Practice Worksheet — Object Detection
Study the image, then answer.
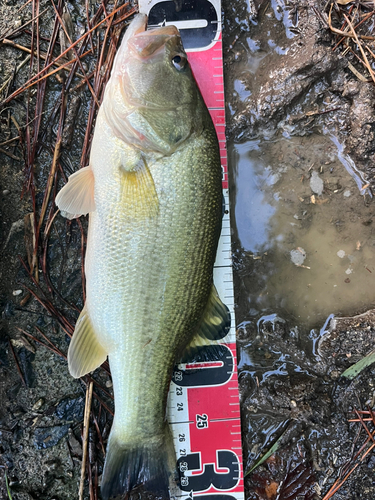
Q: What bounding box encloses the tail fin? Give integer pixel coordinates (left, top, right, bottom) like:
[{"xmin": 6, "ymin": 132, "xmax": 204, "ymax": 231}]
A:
[{"xmin": 101, "ymin": 425, "xmax": 176, "ymax": 500}]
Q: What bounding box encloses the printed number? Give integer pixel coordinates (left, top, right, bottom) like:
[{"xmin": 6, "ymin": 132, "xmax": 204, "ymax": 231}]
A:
[
  {"xmin": 176, "ymin": 387, "xmax": 183, "ymax": 396},
  {"xmin": 196, "ymin": 413, "xmax": 208, "ymax": 429},
  {"xmin": 177, "ymin": 451, "xmax": 240, "ymax": 492},
  {"xmin": 177, "ymin": 402, "xmax": 183, "ymax": 411},
  {"xmin": 179, "ymin": 433, "xmax": 186, "ymax": 442},
  {"xmin": 180, "ymin": 449, "xmax": 186, "ymax": 456},
  {"xmin": 172, "ymin": 344, "xmax": 234, "ymax": 388}
]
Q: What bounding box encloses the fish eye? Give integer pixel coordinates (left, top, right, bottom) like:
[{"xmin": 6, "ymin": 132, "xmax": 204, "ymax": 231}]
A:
[{"xmin": 171, "ymin": 54, "xmax": 187, "ymax": 71}]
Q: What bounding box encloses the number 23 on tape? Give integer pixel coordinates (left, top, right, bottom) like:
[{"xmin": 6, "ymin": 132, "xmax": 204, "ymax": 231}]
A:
[{"xmin": 138, "ymin": 1, "xmax": 244, "ymax": 498}]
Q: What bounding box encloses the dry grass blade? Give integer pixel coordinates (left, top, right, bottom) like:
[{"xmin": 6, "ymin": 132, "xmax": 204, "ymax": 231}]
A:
[
  {"xmin": 342, "ymin": 13, "xmax": 375, "ymax": 84},
  {"xmin": 79, "ymin": 380, "xmax": 93, "ymax": 500},
  {"xmin": 37, "ymin": 91, "xmax": 65, "ymax": 231}
]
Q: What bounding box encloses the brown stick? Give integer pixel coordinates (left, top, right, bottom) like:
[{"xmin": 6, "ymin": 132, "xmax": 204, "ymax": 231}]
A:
[
  {"xmin": 8, "ymin": 339, "xmax": 26, "ymax": 386},
  {"xmin": 0, "ymin": 135, "xmax": 20, "ymax": 147},
  {"xmin": 328, "ymin": 5, "xmax": 375, "ymax": 41},
  {"xmin": 343, "ymin": 13, "xmax": 375, "ymax": 84},
  {"xmin": 0, "ymin": 147, "xmax": 21, "ymax": 161},
  {"xmin": 79, "ymin": 380, "xmax": 94, "ymax": 500}
]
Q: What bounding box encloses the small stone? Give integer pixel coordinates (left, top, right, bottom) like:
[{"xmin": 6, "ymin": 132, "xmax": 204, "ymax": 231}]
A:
[
  {"xmin": 12, "ymin": 290, "xmax": 22, "ymax": 296},
  {"xmin": 290, "ymin": 247, "xmax": 306, "ymax": 266},
  {"xmin": 32, "ymin": 398, "xmax": 44, "ymax": 411},
  {"xmin": 337, "ymin": 250, "xmax": 345, "ymax": 258},
  {"xmin": 68, "ymin": 429, "xmax": 82, "ymax": 457},
  {"xmin": 55, "ymin": 396, "xmax": 84, "ymax": 421},
  {"xmin": 2, "ymin": 189, "xmax": 10, "ymax": 195},
  {"xmin": 34, "ymin": 424, "xmax": 70, "ymax": 449},
  {"xmin": 343, "ymin": 190, "xmax": 351, "ymax": 197},
  {"xmin": 345, "ymin": 268, "xmax": 352, "ymax": 275},
  {"xmin": 14, "ymin": 19, "xmax": 22, "ymax": 28},
  {"xmin": 310, "ymin": 171, "xmax": 324, "ymax": 196},
  {"xmin": 105, "ymin": 379, "xmax": 113, "ymax": 388},
  {"xmin": 290, "ymin": 400, "xmax": 297, "ymax": 407}
]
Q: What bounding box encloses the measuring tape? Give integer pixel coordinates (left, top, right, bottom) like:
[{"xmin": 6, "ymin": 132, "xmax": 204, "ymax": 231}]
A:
[{"xmin": 138, "ymin": 2, "xmax": 244, "ymax": 498}]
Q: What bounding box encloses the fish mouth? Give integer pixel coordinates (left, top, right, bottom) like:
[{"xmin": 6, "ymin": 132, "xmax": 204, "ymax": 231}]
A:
[{"xmin": 128, "ymin": 24, "xmax": 179, "ymax": 58}]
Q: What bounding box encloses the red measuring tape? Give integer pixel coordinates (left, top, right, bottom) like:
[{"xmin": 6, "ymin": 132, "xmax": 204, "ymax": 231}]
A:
[{"xmin": 139, "ymin": 2, "xmax": 244, "ymax": 498}]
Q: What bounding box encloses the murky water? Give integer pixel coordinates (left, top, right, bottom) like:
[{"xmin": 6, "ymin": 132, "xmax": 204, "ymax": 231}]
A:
[
  {"xmin": 231, "ymin": 134, "xmax": 375, "ymax": 328},
  {"xmin": 226, "ymin": 1, "xmax": 375, "ymax": 332}
]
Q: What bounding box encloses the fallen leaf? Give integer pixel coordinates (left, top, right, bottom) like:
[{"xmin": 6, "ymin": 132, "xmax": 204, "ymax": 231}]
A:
[
  {"xmin": 265, "ymin": 481, "xmax": 278, "ymax": 499},
  {"xmin": 277, "ymin": 462, "xmax": 316, "ymax": 500}
]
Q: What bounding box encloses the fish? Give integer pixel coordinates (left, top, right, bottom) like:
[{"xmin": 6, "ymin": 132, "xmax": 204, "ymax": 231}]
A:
[{"xmin": 55, "ymin": 13, "xmax": 229, "ymax": 499}]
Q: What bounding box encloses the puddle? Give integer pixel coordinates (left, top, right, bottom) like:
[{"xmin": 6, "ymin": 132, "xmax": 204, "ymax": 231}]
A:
[
  {"xmin": 231, "ymin": 134, "xmax": 375, "ymax": 328},
  {"xmin": 225, "ymin": 0, "xmax": 375, "ymax": 330}
]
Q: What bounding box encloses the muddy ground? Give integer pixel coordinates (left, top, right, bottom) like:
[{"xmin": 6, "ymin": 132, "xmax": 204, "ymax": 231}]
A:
[{"xmin": 1, "ymin": 0, "xmax": 375, "ymax": 499}]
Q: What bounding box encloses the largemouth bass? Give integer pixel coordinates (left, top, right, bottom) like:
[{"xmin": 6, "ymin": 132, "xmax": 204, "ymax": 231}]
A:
[{"xmin": 56, "ymin": 13, "xmax": 229, "ymax": 499}]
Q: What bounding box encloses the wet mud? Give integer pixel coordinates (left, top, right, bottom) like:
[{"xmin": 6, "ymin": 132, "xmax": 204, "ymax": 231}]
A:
[{"xmin": 1, "ymin": 0, "xmax": 375, "ymax": 499}]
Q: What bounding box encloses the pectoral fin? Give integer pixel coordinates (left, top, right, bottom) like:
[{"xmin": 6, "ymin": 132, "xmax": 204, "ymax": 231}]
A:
[
  {"xmin": 55, "ymin": 166, "xmax": 95, "ymax": 219},
  {"xmin": 180, "ymin": 285, "xmax": 231, "ymax": 362},
  {"xmin": 120, "ymin": 157, "xmax": 159, "ymax": 219},
  {"xmin": 68, "ymin": 306, "xmax": 107, "ymax": 378}
]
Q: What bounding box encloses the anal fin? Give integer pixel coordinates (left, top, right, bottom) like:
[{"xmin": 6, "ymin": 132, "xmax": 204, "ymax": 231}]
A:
[{"xmin": 68, "ymin": 306, "xmax": 107, "ymax": 378}]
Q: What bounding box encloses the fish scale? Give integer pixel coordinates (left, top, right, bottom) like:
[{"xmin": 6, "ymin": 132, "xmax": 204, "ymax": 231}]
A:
[{"xmin": 86, "ymin": 112, "xmax": 221, "ymax": 425}]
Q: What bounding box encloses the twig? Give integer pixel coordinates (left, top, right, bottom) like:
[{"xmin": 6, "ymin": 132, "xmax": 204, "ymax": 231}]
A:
[
  {"xmin": 0, "ymin": 55, "xmax": 31, "ymax": 96},
  {"xmin": 50, "ymin": 0, "xmax": 99, "ymax": 107},
  {"xmin": 79, "ymin": 380, "xmax": 93, "ymax": 500},
  {"xmin": 327, "ymin": 5, "xmax": 375, "ymax": 41},
  {"xmin": 0, "ymin": 147, "xmax": 21, "ymax": 161},
  {"xmin": 0, "ymin": 7, "xmax": 49, "ymax": 43},
  {"xmin": 37, "ymin": 105, "xmax": 63, "ymax": 230},
  {"xmin": 322, "ymin": 463, "xmax": 360, "ymax": 500},
  {"xmin": 8, "ymin": 338, "xmax": 26, "ymax": 386},
  {"xmin": 343, "ymin": 13, "xmax": 375, "ymax": 84},
  {"xmin": 1, "ymin": 39, "xmax": 85, "ymax": 77},
  {"xmin": 0, "ymin": 135, "xmax": 20, "ymax": 147}
]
